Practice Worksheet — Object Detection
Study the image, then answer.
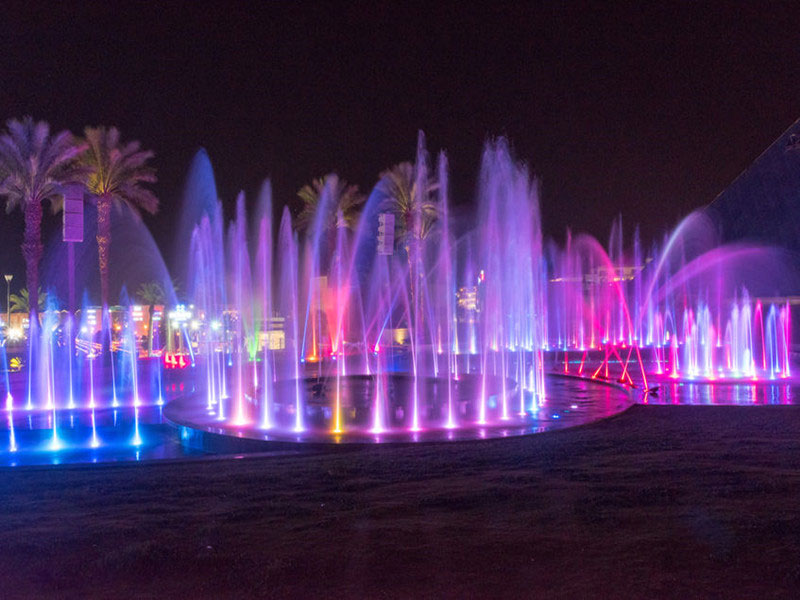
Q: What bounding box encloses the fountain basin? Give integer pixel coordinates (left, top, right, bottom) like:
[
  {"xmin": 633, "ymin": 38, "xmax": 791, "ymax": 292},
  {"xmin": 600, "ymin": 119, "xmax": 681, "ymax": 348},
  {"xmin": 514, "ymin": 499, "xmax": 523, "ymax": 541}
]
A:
[
  {"xmin": 0, "ymin": 405, "xmax": 206, "ymax": 467},
  {"xmin": 164, "ymin": 373, "xmax": 634, "ymax": 446}
]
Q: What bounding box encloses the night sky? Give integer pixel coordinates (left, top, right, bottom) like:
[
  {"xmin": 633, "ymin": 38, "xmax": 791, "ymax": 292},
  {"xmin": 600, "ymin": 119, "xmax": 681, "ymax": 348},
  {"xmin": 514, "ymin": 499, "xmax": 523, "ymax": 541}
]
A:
[{"xmin": 1, "ymin": 1, "xmax": 800, "ymax": 281}]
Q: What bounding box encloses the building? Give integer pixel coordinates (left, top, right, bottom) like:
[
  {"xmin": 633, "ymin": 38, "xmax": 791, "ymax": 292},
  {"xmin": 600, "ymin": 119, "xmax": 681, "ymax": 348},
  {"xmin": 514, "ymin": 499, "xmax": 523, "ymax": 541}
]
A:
[{"xmin": 706, "ymin": 118, "xmax": 800, "ymax": 252}]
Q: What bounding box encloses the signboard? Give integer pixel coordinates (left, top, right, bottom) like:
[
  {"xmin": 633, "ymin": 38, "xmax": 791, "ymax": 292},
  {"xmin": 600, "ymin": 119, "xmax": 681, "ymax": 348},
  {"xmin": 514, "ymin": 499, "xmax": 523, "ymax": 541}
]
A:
[
  {"xmin": 377, "ymin": 212, "xmax": 395, "ymax": 255},
  {"xmin": 168, "ymin": 304, "xmax": 192, "ymax": 324},
  {"xmin": 84, "ymin": 308, "xmax": 99, "ymax": 330},
  {"xmin": 63, "ymin": 186, "xmax": 84, "ymax": 242},
  {"xmin": 163, "ymin": 352, "xmax": 189, "ymax": 370}
]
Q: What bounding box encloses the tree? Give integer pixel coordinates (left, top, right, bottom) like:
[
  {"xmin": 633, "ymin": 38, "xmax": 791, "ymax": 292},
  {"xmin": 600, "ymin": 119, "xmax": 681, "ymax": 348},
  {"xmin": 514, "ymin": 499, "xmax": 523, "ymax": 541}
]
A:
[
  {"xmin": 81, "ymin": 126, "xmax": 158, "ymax": 309},
  {"xmin": 9, "ymin": 288, "xmax": 48, "ymax": 314},
  {"xmin": 135, "ymin": 281, "xmax": 166, "ymax": 306},
  {"xmin": 0, "ymin": 117, "xmax": 87, "ymax": 319},
  {"xmin": 135, "ymin": 280, "xmax": 167, "ymax": 354},
  {"xmin": 377, "ymin": 162, "xmax": 440, "ymax": 317},
  {"xmin": 295, "ymin": 175, "xmax": 365, "ymax": 234},
  {"xmin": 378, "ymin": 162, "xmax": 439, "ymax": 251}
]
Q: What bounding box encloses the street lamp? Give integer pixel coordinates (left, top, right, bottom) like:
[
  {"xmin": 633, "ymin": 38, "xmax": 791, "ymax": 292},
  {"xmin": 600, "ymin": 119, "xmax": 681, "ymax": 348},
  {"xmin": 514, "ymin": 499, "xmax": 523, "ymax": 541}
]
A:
[{"xmin": 3, "ymin": 274, "xmax": 11, "ymax": 326}]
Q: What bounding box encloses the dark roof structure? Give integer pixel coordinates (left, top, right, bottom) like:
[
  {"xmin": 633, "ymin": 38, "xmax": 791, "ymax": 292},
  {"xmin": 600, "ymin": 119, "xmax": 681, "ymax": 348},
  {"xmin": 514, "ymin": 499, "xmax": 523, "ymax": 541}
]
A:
[{"xmin": 707, "ymin": 118, "xmax": 800, "ymax": 252}]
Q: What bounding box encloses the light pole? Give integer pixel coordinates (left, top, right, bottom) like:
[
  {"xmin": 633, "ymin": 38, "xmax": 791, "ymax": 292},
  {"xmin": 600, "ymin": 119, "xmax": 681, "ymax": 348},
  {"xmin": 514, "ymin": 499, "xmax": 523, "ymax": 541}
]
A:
[{"xmin": 3, "ymin": 274, "xmax": 11, "ymax": 326}]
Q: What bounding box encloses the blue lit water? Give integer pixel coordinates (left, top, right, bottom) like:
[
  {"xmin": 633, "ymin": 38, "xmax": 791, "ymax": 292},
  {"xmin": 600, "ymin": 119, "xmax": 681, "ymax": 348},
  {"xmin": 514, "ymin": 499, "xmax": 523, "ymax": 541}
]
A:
[{"xmin": 1, "ymin": 405, "xmax": 206, "ymax": 467}]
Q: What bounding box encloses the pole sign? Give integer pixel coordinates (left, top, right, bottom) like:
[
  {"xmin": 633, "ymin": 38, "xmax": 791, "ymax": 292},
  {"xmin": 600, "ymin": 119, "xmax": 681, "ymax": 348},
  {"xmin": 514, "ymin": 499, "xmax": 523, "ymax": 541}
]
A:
[
  {"xmin": 63, "ymin": 186, "xmax": 84, "ymax": 243},
  {"xmin": 377, "ymin": 212, "xmax": 395, "ymax": 255}
]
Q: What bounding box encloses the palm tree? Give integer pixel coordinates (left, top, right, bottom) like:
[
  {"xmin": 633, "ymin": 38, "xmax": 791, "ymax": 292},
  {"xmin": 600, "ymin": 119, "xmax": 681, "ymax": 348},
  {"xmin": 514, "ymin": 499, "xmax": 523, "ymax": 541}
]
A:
[
  {"xmin": 135, "ymin": 281, "xmax": 166, "ymax": 306},
  {"xmin": 81, "ymin": 126, "xmax": 158, "ymax": 309},
  {"xmin": 295, "ymin": 175, "xmax": 365, "ymax": 234},
  {"xmin": 0, "ymin": 117, "xmax": 87, "ymax": 319},
  {"xmin": 9, "ymin": 288, "xmax": 48, "ymax": 314},
  {"xmin": 378, "ymin": 162, "xmax": 440, "ymax": 316},
  {"xmin": 135, "ymin": 280, "xmax": 167, "ymax": 354},
  {"xmin": 378, "ymin": 162, "xmax": 439, "ymax": 251}
]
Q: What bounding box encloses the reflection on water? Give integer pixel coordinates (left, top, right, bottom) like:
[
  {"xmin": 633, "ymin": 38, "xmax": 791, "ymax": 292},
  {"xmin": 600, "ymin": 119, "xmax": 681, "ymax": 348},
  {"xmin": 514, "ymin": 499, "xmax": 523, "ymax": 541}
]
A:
[
  {"xmin": 0, "ymin": 381, "xmax": 205, "ymax": 467},
  {"xmin": 165, "ymin": 374, "xmax": 634, "ymax": 444},
  {"xmin": 3, "ymin": 367, "xmax": 799, "ymax": 466},
  {"xmin": 649, "ymin": 380, "xmax": 795, "ymax": 406}
]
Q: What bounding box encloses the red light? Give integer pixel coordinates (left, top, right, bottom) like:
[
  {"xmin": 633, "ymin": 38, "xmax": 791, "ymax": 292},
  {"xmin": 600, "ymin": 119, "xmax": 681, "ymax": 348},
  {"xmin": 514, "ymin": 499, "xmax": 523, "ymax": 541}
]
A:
[{"xmin": 163, "ymin": 353, "xmax": 189, "ymax": 370}]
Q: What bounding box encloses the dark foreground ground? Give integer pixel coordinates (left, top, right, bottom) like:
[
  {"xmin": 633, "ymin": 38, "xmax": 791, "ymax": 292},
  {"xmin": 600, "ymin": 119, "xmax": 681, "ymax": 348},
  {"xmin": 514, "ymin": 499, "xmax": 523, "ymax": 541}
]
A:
[{"xmin": 2, "ymin": 405, "xmax": 800, "ymax": 599}]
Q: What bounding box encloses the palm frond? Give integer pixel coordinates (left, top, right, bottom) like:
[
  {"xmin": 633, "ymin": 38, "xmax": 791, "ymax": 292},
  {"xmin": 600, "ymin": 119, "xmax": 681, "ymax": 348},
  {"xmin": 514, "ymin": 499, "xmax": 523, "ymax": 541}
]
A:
[
  {"xmin": 377, "ymin": 162, "xmax": 441, "ymax": 247},
  {"xmin": 0, "ymin": 117, "xmax": 88, "ymax": 212},
  {"xmin": 135, "ymin": 281, "xmax": 166, "ymax": 305},
  {"xmin": 82, "ymin": 126, "xmax": 158, "ymax": 214},
  {"xmin": 9, "ymin": 288, "xmax": 47, "ymax": 313},
  {"xmin": 295, "ymin": 175, "xmax": 365, "ymax": 233}
]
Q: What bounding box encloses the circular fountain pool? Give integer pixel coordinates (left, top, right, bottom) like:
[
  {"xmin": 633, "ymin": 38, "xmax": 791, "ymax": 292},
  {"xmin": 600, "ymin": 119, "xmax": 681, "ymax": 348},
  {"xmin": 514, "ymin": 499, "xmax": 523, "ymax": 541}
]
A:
[
  {"xmin": 164, "ymin": 373, "xmax": 634, "ymax": 446},
  {"xmin": 0, "ymin": 405, "xmax": 207, "ymax": 467}
]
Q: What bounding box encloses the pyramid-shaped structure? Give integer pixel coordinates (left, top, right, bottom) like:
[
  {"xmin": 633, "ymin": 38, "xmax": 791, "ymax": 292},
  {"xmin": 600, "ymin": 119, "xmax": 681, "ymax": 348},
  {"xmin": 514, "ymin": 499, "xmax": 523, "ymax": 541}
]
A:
[{"xmin": 707, "ymin": 118, "xmax": 800, "ymax": 252}]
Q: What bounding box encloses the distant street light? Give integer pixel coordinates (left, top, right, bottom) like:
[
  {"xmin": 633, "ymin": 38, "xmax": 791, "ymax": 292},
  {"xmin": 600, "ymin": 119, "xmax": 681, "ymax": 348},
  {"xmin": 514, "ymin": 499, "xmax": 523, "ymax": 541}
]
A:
[{"xmin": 4, "ymin": 274, "xmax": 12, "ymax": 326}]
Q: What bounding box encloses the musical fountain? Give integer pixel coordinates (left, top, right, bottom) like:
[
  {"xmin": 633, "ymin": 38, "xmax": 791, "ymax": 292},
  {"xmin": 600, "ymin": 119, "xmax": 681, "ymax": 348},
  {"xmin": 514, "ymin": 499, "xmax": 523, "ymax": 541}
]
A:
[
  {"xmin": 166, "ymin": 134, "xmax": 630, "ymax": 445},
  {"xmin": 1, "ymin": 132, "xmax": 797, "ymax": 464}
]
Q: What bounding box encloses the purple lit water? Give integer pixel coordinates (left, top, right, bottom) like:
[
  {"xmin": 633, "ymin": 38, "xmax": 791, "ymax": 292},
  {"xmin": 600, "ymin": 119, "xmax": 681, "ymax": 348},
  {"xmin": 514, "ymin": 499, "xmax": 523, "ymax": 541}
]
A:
[{"xmin": 2, "ymin": 132, "xmax": 799, "ymax": 462}]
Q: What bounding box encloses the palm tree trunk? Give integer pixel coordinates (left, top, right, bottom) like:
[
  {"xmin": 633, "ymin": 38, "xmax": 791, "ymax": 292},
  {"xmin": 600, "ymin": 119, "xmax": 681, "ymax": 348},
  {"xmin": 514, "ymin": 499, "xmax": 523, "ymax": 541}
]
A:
[
  {"xmin": 97, "ymin": 195, "xmax": 112, "ymax": 308},
  {"xmin": 22, "ymin": 198, "xmax": 43, "ymax": 321}
]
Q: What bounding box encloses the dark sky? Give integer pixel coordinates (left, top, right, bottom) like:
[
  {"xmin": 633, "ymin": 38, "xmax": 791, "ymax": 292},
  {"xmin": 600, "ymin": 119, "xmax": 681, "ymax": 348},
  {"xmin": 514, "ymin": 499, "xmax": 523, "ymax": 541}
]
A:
[{"xmin": 2, "ymin": 1, "xmax": 800, "ymax": 277}]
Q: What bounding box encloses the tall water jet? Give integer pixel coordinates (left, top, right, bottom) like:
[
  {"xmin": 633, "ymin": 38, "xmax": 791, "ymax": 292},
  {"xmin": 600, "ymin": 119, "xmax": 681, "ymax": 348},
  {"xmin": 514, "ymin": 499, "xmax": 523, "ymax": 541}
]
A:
[
  {"xmin": 256, "ymin": 181, "xmax": 275, "ymax": 429},
  {"xmin": 230, "ymin": 193, "xmax": 251, "ymax": 426},
  {"xmin": 277, "ymin": 207, "xmax": 304, "ymax": 432}
]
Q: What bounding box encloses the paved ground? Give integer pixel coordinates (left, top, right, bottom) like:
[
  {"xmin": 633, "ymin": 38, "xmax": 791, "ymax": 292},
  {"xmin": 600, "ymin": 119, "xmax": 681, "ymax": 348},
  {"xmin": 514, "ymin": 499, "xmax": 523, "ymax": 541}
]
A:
[{"xmin": 2, "ymin": 404, "xmax": 800, "ymax": 599}]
